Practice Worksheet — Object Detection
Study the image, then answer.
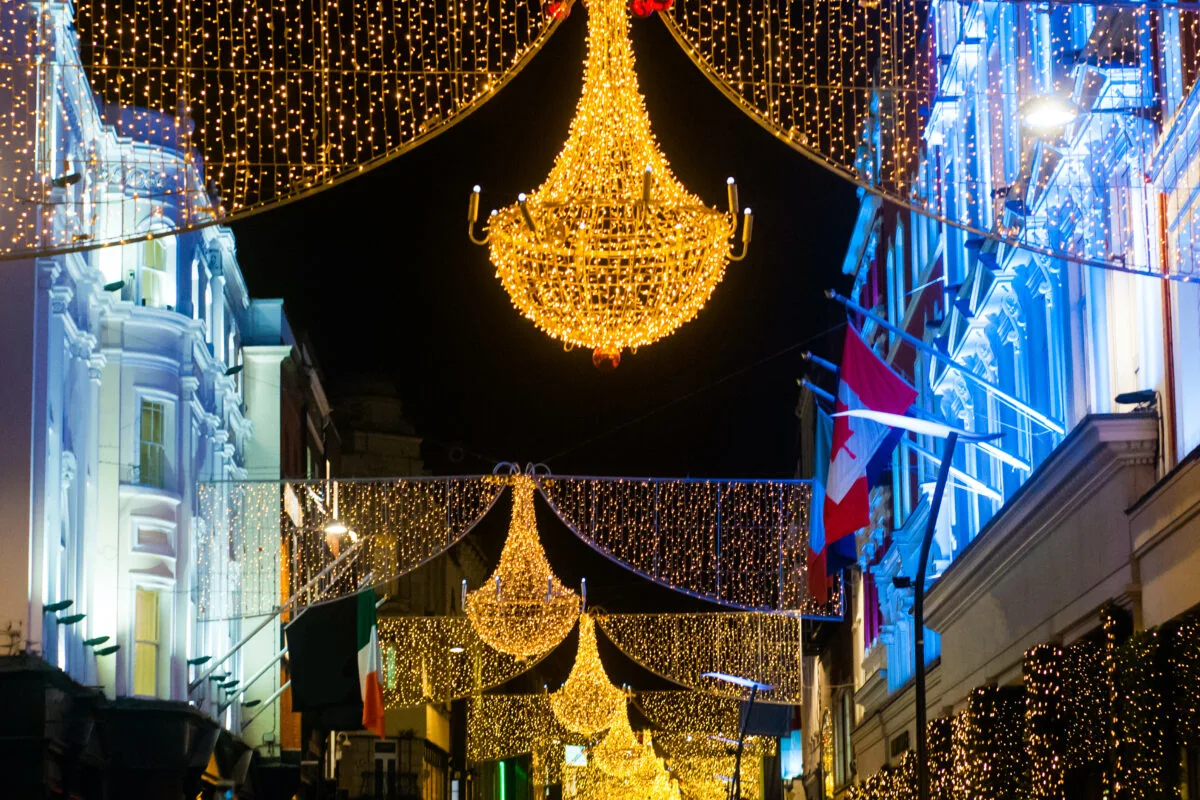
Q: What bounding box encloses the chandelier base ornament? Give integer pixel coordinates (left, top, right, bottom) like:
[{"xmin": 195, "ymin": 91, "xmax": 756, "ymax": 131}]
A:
[{"xmin": 467, "ymin": 0, "xmax": 752, "ymax": 366}]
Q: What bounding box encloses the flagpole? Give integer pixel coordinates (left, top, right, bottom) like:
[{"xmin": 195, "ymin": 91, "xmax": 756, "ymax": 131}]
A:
[
  {"xmin": 914, "ymin": 432, "xmax": 957, "ymax": 800},
  {"xmin": 824, "ymin": 289, "xmax": 1065, "ymax": 435},
  {"xmin": 832, "ymin": 409, "xmax": 1003, "ymax": 800}
]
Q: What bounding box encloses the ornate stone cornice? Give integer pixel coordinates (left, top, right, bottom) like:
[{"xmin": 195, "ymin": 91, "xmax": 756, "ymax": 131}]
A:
[{"xmin": 924, "ymin": 413, "xmax": 1158, "ymax": 632}]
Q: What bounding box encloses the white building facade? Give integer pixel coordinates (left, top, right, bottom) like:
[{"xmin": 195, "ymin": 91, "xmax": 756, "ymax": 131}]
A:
[{"xmin": 0, "ymin": 0, "xmax": 290, "ymax": 740}]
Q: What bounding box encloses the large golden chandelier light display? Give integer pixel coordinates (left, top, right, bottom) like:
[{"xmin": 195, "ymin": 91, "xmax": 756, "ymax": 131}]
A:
[
  {"xmin": 465, "ymin": 475, "xmax": 580, "ymax": 658},
  {"xmin": 467, "ymin": 0, "xmax": 752, "ymax": 367},
  {"xmin": 550, "ymin": 613, "xmax": 625, "ymax": 736}
]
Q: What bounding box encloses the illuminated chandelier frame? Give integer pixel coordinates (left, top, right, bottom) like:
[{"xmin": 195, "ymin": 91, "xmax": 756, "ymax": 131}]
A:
[
  {"xmin": 464, "ymin": 472, "xmax": 581, "ymax": 658},
  {"xmin": 467, "ymin": 0, "xmax": 752, "ymax": 365}
]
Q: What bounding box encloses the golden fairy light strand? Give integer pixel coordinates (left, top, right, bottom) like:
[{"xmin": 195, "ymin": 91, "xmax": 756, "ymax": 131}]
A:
[
  {"xmin": 550, "ymin": 612, "xmax": 626, "ymax": 736},
  {"xmin": 654, "ymin": 732, "xmax": 768, "ymax": 800},
  {"xmin": 535, "ymin": 476, "xmax": 831, "ymax": 614},
  {"xmin": 195, "ymin": 476, "xmax": 506, "ymax": 620},
  {"xmin": 634, "ymin": 691, "xmax": 745, "ymax": 742},
  {"xmin": 664, "ymin": 0, "xmax": 1200, "ymax": 282},
  {"xmin": 377, "ymin": 616, "xmax": 551, "ymax": 708},
  {"xmin": 470, "ymin": 0, "xmax": 751, "ymax": 365},
  {"xmin": 595, "ymin": 611, "xmax": 804, "ymax": 704},
  {"xmin": 0, "ymin": 0, "xmax": 557, "ymax": 258},
  {"xmin": 465, "ymin": 474, "xmax": 580, "ymax": 658},
  {"xmin": 467, "ymin": 693, "xmax": 573, "ymax": 763}
]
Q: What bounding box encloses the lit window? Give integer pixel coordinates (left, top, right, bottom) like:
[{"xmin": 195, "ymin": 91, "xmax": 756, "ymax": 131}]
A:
[
  {"xmin": 133, "ymin": 587, "xmax": 159, "ymax": 696},
  {"xmin": 191, "ymin": 259, "xmax": 200, "ymax": 320},
  {"xmin": 140, "ymin": 239, "xmax": 169, "ymax": 306},
  {"xmin": 139, "ymin": 399, "xmax": 167, "ymax": 488}
]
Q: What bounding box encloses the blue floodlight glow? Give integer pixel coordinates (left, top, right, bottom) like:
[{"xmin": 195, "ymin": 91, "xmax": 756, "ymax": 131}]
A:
[{"xmin": 700, "ymin": 671, "xmax": 774, "ymax": 691}]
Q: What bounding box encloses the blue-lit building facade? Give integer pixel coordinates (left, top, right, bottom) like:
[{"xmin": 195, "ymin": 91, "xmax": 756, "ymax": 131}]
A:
[
  {"xmin": 0, "ymin": 3, "xmax": 316, "ymax": 795},
  {"xmin": 806, "ymin": 1, "xmax": 1200, "ymax": 796}
]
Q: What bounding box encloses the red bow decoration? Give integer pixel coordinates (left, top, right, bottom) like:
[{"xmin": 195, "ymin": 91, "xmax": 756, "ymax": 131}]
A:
[
  {"xmin": 630, "ymin": 0, "xmax": 673, "ymax": 16},
  {"xmin": 546, "ymin": 0, "xmax": 571, "ymax": 18}
]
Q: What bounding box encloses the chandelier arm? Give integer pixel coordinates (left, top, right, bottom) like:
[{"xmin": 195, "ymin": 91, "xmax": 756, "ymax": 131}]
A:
[
  {"xmin": 468, "ymin": 187, "xmax": 491, "ymax": 245},
  {"xmin": 728, "ymin": 209, "xmax": 753, "ymax": 262}
]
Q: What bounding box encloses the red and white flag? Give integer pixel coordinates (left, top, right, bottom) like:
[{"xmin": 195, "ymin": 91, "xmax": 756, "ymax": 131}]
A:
[{"xmin": 823, "ymin": 326, "xmax": 917, "ymax": 547}]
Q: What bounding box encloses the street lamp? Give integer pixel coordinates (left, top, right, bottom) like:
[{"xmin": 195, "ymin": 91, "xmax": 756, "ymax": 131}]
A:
[
  {"xmin": 833, "ymin": 409, "xmax": 1003, "ymax": 800},
  {"xmin": 1021, "ymin": 94, "xmax": 1079, "ymax": 132},
  {"xmin": 701, "ymin": 672, "xmax": 774, "ymax": 800}
]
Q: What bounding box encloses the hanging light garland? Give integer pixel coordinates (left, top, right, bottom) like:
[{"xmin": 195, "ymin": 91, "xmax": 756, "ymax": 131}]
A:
[
  {"xmin": 196, "ymin": 476, "xmax": 506, "ymax": 619},
  {"xmin": 377, "ymin": 617, "xmax": 553, "ymax": 708},
  {"xmin": 467, "ymin": 0, "xmax": 751, "ymax": 367},
  {"xmin": 465, "ymin": 474, "xmax": 580, "ymax": 658},
  {"xmin": 596, "ymin": 611, "xmax": 805, "ymax": 703},
  {"xmin": 550, "ymin": 613, "xmax": 626, "ymax": 736},
  {"xmin": 655, "ymin": 732, "xmax": 768, "ymax": 800},
  {"xmin": 535, "ymin": 476, "xmax": 824, "ymax": 614},
  {"xmin": 1, "ymin": 0, "xmax": 559, "ymax": 258}
]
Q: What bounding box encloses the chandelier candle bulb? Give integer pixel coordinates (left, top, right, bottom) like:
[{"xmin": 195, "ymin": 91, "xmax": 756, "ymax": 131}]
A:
[
  {"xmin": 517, "ymin": 193, "xmax": 538, "ymax": 235},
  {"xmin": 642, "ymin": 166, "xmax": 653, "ymax": 206},
  {"xmin": 727, "ymin": 178, "xmax": 739, "ymax": 217}
]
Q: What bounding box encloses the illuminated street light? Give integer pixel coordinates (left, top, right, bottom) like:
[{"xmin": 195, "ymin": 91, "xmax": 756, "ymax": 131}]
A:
[{"xmin": 1021, "ymin": 94, "xmax": 1079, "ymax": 131}]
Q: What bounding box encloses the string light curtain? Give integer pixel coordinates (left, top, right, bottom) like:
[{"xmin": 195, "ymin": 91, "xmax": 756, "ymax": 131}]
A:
[
  {"xmin": 634, "ymin": 691, "xmax": 745, "ymax": 742},
  {"xmin": 655, "ymin": 732, "xmax": 768, "ymax": 800},
  {"xmin": 550, "ymin": 613, "xmax": 626, "ymax": 736},
  {"xmin": 377, "ymin": 617, "xmax": 553, "ymax": 708},
  {"xmin": 0, "ymin": 0, "xmax": 557, "ymax": 258},
  {"xmin": 588, "ymin": 702, "xmax": 652, "ymax": 777},
  {"xmin": 469, "ymin": 0, "xmax": 750, "ymax": 366},
  {"xmin": 467, "ymin": 693, "xmax": 567, "ymax": 763},
  {"xmin": 465, "ymin": 474, "xmax": 580, "ymax": 657},
  {"xmin": 195, "ymin": 476, "xmax": 506, "ymax": 619},
  {"xmin": 664, "ymin": 1, "xmax": 1200, "ymax": 281},
  {"xmin": 595, "ymin": 611, "xmax": 804, "ymax": 704},
  {"xmin": 535, "ymin": 476, "xmax": 833, "ymax": 615}
]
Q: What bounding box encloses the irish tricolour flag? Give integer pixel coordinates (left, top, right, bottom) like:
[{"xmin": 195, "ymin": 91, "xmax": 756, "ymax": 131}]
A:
[{"xmin": 357, "ymin": 590, "xmax": 387, "ymax": 737}]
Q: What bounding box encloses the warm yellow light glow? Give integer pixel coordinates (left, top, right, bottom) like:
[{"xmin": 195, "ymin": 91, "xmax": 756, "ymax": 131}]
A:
[
  {"xmin": 596, "ymin": 612, "xmax": 805, "ymax": 703},
  {"xmin": 465, "ymin": 475, "xmax": 580, "ymax": 658},
  {"xmin": 376, "ymin": 617, "xmax": 554, "ymax": 708},
  {"xmin": 550, "ymin": 613, "xmax": 625, "ymax": 736},
  {"xmin": 471, "ymin": 0, "xmax": 749, "ymax": 362}
]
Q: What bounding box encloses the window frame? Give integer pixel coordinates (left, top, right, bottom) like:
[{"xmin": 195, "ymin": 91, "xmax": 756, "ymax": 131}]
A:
[
  {"xmin": 138, "ymin": 397, "xmax": 168, "ymax": 489},
  {"xmin": 132, "ymin": 586, "xmax": 160, "ymax": 697}
]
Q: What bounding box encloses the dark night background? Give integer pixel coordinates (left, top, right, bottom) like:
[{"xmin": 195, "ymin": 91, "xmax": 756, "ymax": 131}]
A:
[{"xmin": 232, "ymin": 11, "xmax": 857, "ymax": 481}]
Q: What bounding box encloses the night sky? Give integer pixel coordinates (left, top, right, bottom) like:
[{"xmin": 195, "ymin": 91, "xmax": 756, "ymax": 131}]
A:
[{"xmin": 232, "ymin": 10, "xmax": 858, "ymax": 481}]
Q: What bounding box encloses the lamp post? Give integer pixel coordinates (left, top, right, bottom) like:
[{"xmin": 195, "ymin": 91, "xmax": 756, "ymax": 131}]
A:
[
  {"xmin": 700, "ymin": 672, "xmax": 774, "ymax": 800},
  {"xmin": 833, "ymin": 410, "xmax": 1003, "ymax": 800}
]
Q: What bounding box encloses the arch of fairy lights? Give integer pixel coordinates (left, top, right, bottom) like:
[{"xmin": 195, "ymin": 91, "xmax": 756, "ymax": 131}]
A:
[
  {"xmin": 196, "ymin": 470, "xmax": 839, "ymax": 620},
  {"xmin": 0, "ymin": 0, "xmax": 558, "ymax": 258},
  {"xmin": 664, "ymin": 0, "xmax": 1200, "ymax": 281},
  {"xmin": 4, "ymin": 0, "xmax": 1193, "ymax": 283}
]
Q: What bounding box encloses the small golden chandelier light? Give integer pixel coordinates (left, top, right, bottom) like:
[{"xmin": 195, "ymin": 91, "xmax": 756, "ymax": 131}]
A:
[
  {"xmin": 590, "ymin": 701, "xmax": 662, "ymax": 779},
  {"xmin": 465, "ymin": 475, "xmax": 580, "ymax": 658},
  {"xmin": 550, "ymin": 613, "xmax": 625, "ymax": 735},
  {"xmin": 467, "ymin": 0, "xmax": 752, "ymax": 368}
]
